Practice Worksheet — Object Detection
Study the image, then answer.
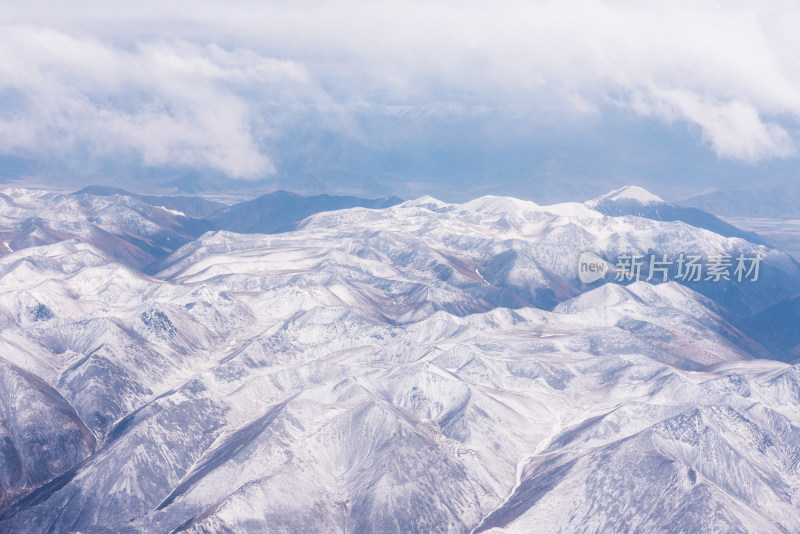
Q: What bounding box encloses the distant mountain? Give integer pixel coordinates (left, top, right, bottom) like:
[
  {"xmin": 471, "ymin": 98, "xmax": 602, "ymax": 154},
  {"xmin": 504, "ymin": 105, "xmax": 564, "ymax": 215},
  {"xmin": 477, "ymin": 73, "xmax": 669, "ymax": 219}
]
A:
[
  {"xmin": 586, "ymin": 185, "xmax": 766, "ymax": 244},
  {"xmin": 590, "ymin": 184, "xmax": 666, "ymax": 204},
  {"xmin": 1, "ymin": 187, "xmax": 404, "ymax": 270},
  {"xmin": 0, "ymin": 188, "xmax": 213, "ymax": 269},
  {"xmin": 682, "ymin": 186, "xmax": 800, "ymax": 218},
  {"xmin": 72, "ymin": 185, "xmax": 227, "ymax": 218},
  {"xmin": 209, "ymin": 190, "xmax": 403, "ymax": 234}
]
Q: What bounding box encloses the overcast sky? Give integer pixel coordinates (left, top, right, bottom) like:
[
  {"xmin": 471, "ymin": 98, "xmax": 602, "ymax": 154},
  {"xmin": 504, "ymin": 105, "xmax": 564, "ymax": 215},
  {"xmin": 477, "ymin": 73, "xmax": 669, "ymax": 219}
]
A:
[{"xmin": 1, "ymin": 1, "xmax": 799, "ymax": 200}]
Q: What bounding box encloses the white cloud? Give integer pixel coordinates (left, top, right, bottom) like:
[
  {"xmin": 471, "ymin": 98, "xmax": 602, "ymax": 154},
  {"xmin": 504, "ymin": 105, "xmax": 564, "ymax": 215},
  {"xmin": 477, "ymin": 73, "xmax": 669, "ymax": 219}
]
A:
[
  {"xmin": 2, "ymin": 1, "xmax": 800, "ymax": 169},
  {"xmin": 0, "ymin": 28, "xmax": 310, "ymax": 178},
  {"xmin": 627, "ymin": 87, "xmax": 794, "ymax": 162}
]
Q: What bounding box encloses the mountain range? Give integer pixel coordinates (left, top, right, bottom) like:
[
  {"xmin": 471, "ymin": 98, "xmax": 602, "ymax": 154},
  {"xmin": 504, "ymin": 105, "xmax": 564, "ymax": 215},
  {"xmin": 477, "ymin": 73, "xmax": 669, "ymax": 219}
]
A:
[
  {"xmin": 0, "ymin": 185, "xmax": 799, "ymax": 532},
  {"xmin": 0, "ymin": 187, "xmax": 401, "ymax": 270}
]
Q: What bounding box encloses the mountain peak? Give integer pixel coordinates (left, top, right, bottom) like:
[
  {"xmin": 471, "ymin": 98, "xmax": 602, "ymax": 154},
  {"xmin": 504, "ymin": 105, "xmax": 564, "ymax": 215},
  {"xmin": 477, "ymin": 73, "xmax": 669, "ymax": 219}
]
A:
[
  {"xmin": 401, "ymin": 195, "xmax": 452, "ymax": 211},
  {"xmin": 590, "ymin": 185, "xmax": 664, "ymax": 205},
  {"xmin": 461, "ymin": 195, "xmax": 540, "ymax": 214}
]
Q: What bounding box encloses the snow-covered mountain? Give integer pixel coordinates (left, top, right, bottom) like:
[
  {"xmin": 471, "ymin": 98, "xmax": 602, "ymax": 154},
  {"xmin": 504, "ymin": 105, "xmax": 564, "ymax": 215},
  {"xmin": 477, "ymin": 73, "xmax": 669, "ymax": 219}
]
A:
[
  {"xmin": 208, "ymin": 189, "xmax": 402, "ymax": 234},
  {"xmin": 74, "ymin": 185, "xmax": 228, "ymax": 218},
  {"xmin": 1, "ymin": 188, "xmax": 799, "ymax": 533},
  {"xmin": 0, "ymin": 187, "xmax": 403, "ymax": 270},
  {"xmin": 587, "ymin": 185, "xmax": 765, "ymax": 244},
  {"xmin": 0, "ymin": 188, "xmax": 213, "ymax": 269}
]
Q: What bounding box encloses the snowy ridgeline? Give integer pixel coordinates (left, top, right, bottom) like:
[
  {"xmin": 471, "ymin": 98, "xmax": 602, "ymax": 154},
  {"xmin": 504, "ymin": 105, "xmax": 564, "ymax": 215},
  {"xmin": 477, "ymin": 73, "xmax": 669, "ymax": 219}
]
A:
[{"xmin": 0, "ymin": 189, "xmax": 799, "ymax": 532}]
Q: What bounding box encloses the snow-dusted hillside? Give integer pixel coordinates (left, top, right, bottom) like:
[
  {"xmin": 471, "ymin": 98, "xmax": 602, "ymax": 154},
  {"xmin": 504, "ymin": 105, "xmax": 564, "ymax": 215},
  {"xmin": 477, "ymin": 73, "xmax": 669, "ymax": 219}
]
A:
[
  {"xmin": 0, "ymin": 188, "xmax": 212, "ymax": 269},
  {"xmin": 0, "ymin": 187, "xmax": 402, "ymax": 271},
  {"xmin": 586, "ymin": 185, "xmax": 766, "ymax": 244},
  {"xmin": 193, "ymin": 193, "xmax": 798, "ymax": 317},
  {"xmin": 1, "ymin": 189, "xmax": 799, "ymax": 533}
]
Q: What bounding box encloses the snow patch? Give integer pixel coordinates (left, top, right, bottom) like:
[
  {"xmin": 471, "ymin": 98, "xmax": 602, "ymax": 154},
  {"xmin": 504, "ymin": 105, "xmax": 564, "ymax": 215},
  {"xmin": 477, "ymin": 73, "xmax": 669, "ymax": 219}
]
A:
[{"xmin": 156, "ymin": 205, "xmax": 186, "ymax": 217}]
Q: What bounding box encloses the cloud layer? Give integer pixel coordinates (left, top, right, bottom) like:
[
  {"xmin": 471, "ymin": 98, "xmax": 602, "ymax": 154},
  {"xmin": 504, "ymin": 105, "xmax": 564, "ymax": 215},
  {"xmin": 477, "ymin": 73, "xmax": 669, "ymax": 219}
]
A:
[
  {"xmin": 0, "ymin": 29, "xmax": 309, "ymax": 178},
  {"xmin": 1, "ymin": 0, "xmax": 800, "ymax": 178}
]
